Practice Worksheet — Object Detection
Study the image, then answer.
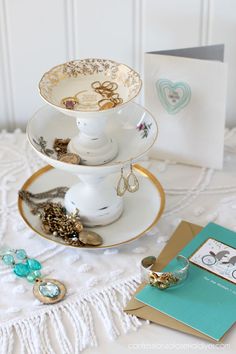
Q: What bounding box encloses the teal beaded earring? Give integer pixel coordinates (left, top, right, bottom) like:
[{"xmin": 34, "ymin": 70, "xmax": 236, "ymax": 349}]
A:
[{"xmin": 1, "ymin": 248, "xmax": 66, "ymax": 304}]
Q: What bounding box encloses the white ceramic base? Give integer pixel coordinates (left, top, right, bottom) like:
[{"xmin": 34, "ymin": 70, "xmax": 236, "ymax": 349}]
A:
[
  {"xmin": 18, "ymin": 165, "xmax": 165, "ymax": 249},
  {"xmin": 68, "ymin": 133, "xmax": 118, "ymax": 166},
  {"xmin": 64, "ymin": 176, "xmax": 123, "ymax": 226}
]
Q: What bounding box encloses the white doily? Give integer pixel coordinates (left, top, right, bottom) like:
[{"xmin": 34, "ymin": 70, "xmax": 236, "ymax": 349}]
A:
[{"xmin": 1, "ymin": 128, "xmax": 236, "ymax": 353}]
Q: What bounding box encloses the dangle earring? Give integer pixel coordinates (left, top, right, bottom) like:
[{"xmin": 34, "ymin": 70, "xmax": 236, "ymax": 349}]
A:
[
  {"xmin": 126, "ymin": 163, "xmax": 139, "ymax": 193},
  {"xmin": 116, "ymin": 167, "xmax": 128, "ymax": 196}
]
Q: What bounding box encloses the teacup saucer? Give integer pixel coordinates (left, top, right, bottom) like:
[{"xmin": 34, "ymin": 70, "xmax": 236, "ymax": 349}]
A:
[{"xmin": 18, "ymin": 164, "xmax": 165, "ymax": 249}]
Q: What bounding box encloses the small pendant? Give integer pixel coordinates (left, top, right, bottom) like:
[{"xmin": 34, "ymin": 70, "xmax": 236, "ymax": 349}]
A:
[
  {"xmin": 116, "ymin": 175, "xmax": 128, "ymax": 197},
  {"xmin": 33, "ymin": 278, "xmax": 66, "ymax": 304}
]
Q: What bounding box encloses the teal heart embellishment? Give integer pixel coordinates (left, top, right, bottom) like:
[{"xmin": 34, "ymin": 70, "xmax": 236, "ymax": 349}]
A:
[{"xmin": 156, "ymin": 79, "xmax": 191, "ymax": 114}]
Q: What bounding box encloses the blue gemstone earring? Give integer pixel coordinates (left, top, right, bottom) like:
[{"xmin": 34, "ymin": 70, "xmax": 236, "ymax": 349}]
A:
[{"xmin": 1, "ymin": 248, "xmax": 66, "ymax": 304}]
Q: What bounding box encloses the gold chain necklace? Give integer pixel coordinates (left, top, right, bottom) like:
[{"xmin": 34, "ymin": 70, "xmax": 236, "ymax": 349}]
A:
[{"xmin": 19, "ymin": 188, "xmax": 103, "ymax": 247}]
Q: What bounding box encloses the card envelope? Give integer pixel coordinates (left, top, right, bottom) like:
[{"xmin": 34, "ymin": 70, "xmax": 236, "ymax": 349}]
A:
[{"xmin": 124, "ymin": 221, "xmax": 230, "ymax": 342}]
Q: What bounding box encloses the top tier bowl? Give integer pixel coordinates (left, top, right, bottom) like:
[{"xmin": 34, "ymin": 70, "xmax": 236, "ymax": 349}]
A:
[
  {"xmin": 39, "ymin": 58, "xmax": 142, "ymax": 117},
  {"xmin": 39, "ymin": 59, "xmax": 142, "ymax": 165}
]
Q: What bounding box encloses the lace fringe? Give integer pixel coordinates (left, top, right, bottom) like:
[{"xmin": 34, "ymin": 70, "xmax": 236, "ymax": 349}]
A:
[{"xmin": 0, "ymin": 275, "xmax": 142, "ymax": 354}]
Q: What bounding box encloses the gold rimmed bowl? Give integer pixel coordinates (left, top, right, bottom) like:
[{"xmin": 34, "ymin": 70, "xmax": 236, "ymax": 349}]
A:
[
  {"xmin": 39, "ymin": 58, "xmax": 142, "ymax": 116},
  {"xmin": 38, "ymin": 59, "xmax": 142, "ymax": 166}
]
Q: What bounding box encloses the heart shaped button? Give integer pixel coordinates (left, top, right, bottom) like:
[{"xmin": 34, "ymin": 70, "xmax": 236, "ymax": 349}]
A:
[{"xmin": 156, "ymin": 79, "xmax": 191, "ymax": 114}]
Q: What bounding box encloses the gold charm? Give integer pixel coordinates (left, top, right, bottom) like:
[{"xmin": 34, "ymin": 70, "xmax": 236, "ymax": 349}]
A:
[
  {"xmin": 126, "ymin": 164, "xmax": 139, "ymax": 193},
  {"xmin": 58, "ymin": 153, "xmax": 80, "ymax": 164},
  {"xmin": 116, "ymin": 168, "xmax": 128, "ymax": 196},
  {"xmin": 33, "ymin": 278, "xmax": 66, "ymax": 304},
  {"xmin": 149, "ymin": 272, "xmax": 179, "ymax": 289},
  {"xmin": 79, "ymin": 230, "xmax": 103, "ymax": 246}
]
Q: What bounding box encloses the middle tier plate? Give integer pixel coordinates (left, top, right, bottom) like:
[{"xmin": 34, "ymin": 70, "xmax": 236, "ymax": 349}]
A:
[{"xmin": 27, "ymin": 102, "xmax": 158, "ymax": 173}]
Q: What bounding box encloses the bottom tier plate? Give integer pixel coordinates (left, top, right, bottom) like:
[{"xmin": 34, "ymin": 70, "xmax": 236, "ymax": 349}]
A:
[{"xmin": 18, "ymin": 164, "xmax": 165, "ymax": 249}]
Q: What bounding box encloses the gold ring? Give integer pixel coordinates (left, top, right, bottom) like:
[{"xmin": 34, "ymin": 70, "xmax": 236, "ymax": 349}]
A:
[{"xmin": 61, "ymin": 96, "xmax": 79, "ymax": 110}]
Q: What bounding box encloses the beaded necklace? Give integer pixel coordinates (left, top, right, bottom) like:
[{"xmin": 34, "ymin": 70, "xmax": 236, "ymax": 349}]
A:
[{"xmin": 1, "ymin": 247, "xmax": 66, "ymax": 304}]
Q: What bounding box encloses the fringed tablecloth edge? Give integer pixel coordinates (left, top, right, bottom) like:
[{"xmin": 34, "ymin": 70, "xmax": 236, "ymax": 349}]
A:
[{"xmin": 0, "ymin": 274, "xmax": 144, "ymax": 354}]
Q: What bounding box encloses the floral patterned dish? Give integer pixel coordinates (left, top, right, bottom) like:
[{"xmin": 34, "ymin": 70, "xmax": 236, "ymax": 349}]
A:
[
  {"xmin": 27, "ymin": 102, "xmax": 158, "ymax": 171},
  {"xmin": 39, "ymin": 59, "xmax": 142, "ymax": 113}
]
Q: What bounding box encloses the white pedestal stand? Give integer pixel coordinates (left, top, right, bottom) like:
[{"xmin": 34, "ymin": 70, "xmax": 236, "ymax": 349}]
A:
[{"xmin": 64, "ymin": 173, "xmax": 123, "ymax": 226}]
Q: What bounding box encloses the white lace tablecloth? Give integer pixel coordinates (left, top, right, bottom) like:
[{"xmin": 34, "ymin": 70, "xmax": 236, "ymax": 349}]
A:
[{"xmin": 0, "ymin": 129, "xmax": 236, "ymax": 354}]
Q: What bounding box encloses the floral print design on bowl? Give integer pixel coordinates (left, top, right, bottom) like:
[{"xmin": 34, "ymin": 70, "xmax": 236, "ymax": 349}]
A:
[
  {"xmin": 39, "ymin": 59, "xmax": 142, "ymax": 112},
  {"xmin": 137, "ymin": 122, "xmax": 153, "ymax": 139}
]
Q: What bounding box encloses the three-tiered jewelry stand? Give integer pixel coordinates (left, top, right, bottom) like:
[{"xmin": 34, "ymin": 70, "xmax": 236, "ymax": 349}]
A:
[{"xmin": 19, "ymin": 59, "xmax": 165, "ymax": 248}]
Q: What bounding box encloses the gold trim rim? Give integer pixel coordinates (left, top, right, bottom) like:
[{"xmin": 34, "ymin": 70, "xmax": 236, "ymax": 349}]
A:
[
  {"xmin": 18, "ymin": 164, "xmax": 165, "ymax": 249},
  {"xmin": 38, "ymin": 58, "xmax": 142, "ymax": 113}
]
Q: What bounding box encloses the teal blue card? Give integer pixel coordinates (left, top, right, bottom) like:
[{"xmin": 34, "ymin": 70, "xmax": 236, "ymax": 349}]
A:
[{"xmin": 135, "ymin": 223, "xmax": 236, "ymax": 340}]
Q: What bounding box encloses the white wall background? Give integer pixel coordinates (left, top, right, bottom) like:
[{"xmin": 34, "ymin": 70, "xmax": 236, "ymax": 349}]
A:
[{"xmin": 0, "ymin": 0, "xmax": 236, "ymax": 130}]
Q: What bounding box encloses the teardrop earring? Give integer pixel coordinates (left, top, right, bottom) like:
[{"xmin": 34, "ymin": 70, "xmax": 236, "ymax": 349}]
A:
[
  {"xmin": 116, "ymin": 167, "xmax": 128, "ymax": 196},
  {"xmin": 126, "ymin": 164, "xmax": 139, "ymax": 193}
]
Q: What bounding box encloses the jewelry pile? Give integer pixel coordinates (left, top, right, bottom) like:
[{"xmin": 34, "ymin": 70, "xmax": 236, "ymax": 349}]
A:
[
  {"xmin": 61, "ymin": 80, "xmax": 123, "ymax": 111},
  {"xmin": 19, "ymin": 188, "xmax": 103, "ymax": 247},
  {"xmin": 92, "ymin": 81, "xmax": 123, "ymax": 110},
  {"xmin": 33, "ymin": 137, "xmax": 80, "ymax": 165},
  {"xmin": 53, "ymin": 138, "xmax": 80, "ymax": 164}
]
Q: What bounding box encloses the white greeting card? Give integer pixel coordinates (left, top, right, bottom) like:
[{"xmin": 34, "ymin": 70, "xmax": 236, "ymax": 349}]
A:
[{"xmin": 145, "ymin": 45, "xmax": 227, "ymax": 169}]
